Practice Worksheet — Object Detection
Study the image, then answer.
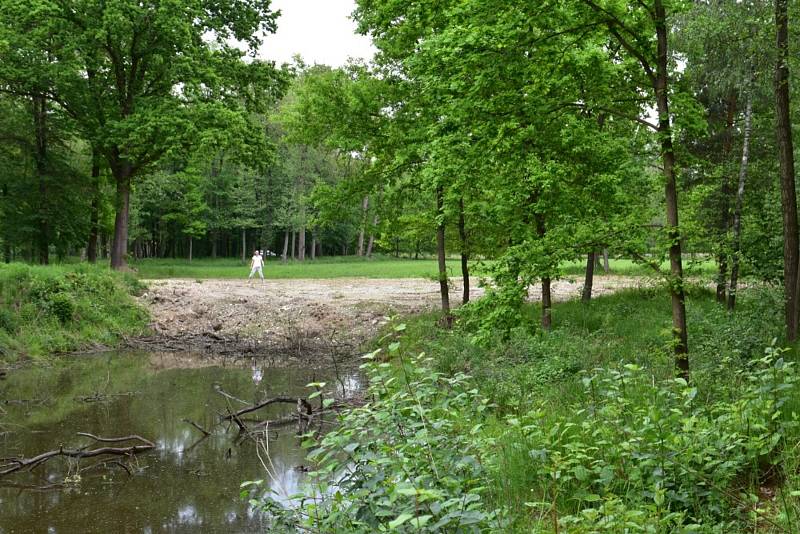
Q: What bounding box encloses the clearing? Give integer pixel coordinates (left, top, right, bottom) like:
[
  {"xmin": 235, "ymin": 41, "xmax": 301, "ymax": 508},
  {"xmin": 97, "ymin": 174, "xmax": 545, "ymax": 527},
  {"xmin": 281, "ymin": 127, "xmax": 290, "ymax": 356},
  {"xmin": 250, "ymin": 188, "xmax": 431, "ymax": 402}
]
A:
[{"xmin": 135, "ymin": 275, "xmax": 648, "ymax": 365}]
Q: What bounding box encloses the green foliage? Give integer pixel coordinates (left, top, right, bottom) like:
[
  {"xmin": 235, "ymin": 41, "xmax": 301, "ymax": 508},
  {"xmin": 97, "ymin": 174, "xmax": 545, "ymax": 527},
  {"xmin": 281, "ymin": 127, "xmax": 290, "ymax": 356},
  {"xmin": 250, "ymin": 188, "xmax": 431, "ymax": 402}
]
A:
[
  {"xmin": 46, "ymin": 292, "xmax": 76, "ymax": 324},
  {"xmin": 244, "ymin": 347, "xmax": 504, "ymax": 532},
  {"xmin": 245, "ymin": 296, "xmax": 799, "ymax": 532},
  {"xmin": 0, "ymin": 263, "xmax": 149, "ymax": 359},
  {"xmin": 498, "ymin": 348, "xmax": 797, "ymax": 530}
]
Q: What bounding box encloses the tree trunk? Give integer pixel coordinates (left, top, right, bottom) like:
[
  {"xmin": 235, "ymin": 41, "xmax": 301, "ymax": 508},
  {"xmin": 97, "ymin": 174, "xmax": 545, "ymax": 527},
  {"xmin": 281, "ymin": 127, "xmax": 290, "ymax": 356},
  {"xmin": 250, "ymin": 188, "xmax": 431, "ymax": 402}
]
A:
[
  {"xmin": 458, "ymin": 197, "xmax": 470, "ymax": 304},
  {"xmin": 241, "ymin": 228, "xmax": 246, "ymax": 263},
  {"xmin": 211, "ymin": 232, "xmax": 218, "ymax": 259},
  {"xmin": 110, "ymin": 164, "xmax": 132, "ymax": 270},
  {"xmin": 716, "ymin": 93, "xmax": 738, "ymax": 304},
  {"xmin": 533, "ymin": 210, "xmax": 552, "ymax": 331},
  {"xmin": 87, "ymin": 156, "xmax": 100, "ymax": 264},
  {"xmin": 728, "ymin": 92, "xmax": 753, "ymax": 311},
  {"xmin": 655, "ymin": 0, "xmax": 689, "ymax": 379},
  {"xmin": 281, "ymin": 230, "xmax": 289, "ymax": 263},
  {"xmin": 33, "ymin": 94, "xmax": 49, "ymax": 265},
  {"xmin": 298, "ymin": 227, "xmax": 306, "ymax": 261},
  {"xmin": 357, "ymin": 195, "xmax": 368, "ymax": 256},
  {"xmin": 290, "ymin": 230, "xmax": 296, "ymax": 259},
  {"xmin": 602, "ymin": 248, "xmax": 609, "ymax": 274},
  {"xmin": 435, "ymin": 186, "xmax": 452, "ymax": 325},
  {"xmin": 583, "ymin": 251, "xmax": 595, "ymax": 302},
  {"xmin": 366, "ymin": 214, "xmax": 379, "ymax": 258},
  {"xmin": 311, "ymin": 231, "xmax": 317, "ymax": 260},
  {"xmin": 188, "ymin": 236, "xmax": 193, "ymax": 263},
  {"xmin": 776, "ymin": 0, "xmax": 799, "ymax": 341},
  {"xmin": 542, "ymin": 277, "xmax": 552, "ymax": 330},
  {"xmin": 2, "ymin": 182, "xmax": 9, "ymax": 263}
]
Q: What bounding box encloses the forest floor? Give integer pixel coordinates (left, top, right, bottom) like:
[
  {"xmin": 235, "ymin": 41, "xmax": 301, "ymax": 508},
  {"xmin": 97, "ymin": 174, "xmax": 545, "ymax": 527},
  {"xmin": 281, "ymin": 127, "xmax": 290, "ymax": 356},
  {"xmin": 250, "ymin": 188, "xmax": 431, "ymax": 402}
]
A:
[{"xmin": 133, "ymin": 275, "xmax": 649, "ymax": 366}]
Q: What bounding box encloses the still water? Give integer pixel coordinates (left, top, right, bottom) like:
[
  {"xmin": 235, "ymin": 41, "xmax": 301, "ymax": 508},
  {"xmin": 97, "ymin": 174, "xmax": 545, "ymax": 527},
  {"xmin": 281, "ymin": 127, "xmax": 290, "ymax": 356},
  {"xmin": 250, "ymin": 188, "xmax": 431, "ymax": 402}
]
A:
[{"xmin": 0, "ymin": 352, "xmax": 359, "ymax": 533}]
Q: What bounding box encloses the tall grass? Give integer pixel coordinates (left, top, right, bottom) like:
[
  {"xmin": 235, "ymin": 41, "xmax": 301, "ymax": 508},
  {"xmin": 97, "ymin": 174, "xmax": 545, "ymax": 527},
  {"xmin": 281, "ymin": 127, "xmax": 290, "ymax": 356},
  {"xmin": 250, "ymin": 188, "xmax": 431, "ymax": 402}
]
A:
[{"xmin": 0, "ymin": 263, "xmax": 149, "ymax": 359}]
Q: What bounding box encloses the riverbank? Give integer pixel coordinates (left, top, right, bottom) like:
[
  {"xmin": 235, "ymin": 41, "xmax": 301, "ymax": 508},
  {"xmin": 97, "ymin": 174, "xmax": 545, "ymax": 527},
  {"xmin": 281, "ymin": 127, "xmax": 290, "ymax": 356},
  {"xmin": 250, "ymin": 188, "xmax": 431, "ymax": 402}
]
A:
[
  {"xmin": 0, "ymin": 264, "xmax": 149, "ymax": 360},
  {"xmin": 251, "ymin": 285, "xmax": 800, "ymax": 532}
]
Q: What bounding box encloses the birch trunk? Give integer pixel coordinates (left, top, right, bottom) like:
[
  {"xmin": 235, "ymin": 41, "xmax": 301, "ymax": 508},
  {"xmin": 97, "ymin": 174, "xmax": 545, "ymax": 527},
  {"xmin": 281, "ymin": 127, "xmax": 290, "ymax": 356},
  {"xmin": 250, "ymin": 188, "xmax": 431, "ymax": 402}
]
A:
[{"xmin": 728, "ymin": 91, "xmax": 753, "ymax": 311}]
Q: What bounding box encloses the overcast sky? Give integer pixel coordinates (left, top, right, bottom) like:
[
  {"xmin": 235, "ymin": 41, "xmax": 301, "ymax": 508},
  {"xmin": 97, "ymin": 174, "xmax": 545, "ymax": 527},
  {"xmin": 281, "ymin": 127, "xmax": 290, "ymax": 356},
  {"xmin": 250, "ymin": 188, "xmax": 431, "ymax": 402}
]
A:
[{"xmin": 259, "ymin": 0, "xmax": 375, "ymax": 67}]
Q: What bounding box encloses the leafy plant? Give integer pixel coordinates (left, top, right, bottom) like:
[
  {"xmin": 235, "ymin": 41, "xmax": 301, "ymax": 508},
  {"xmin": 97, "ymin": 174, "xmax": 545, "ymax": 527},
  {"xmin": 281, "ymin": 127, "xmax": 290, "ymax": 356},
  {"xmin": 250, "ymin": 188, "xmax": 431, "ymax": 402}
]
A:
[{"xmin": 244, "ymin": 336, "xmax": 504, "ymax": 532}]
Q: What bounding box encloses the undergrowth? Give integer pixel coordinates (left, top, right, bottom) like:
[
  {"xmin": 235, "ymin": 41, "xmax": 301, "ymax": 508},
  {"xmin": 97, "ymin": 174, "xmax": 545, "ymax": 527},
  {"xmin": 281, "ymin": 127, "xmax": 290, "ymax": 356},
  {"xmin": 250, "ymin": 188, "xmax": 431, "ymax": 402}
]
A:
[
  {"xmin": 0, "ymin": 263, "xmax": 149, "ymax": 359},
  {"xmin": 243, "ymin": 286, "xmax": 799, "ymax": 532}
]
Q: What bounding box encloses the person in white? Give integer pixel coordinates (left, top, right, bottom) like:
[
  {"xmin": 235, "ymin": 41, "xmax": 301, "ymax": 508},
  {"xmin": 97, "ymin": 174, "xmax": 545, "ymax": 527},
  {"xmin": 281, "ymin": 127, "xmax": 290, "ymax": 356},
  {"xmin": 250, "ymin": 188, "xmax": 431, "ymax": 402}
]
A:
[{"xmin": 248, "ymin": 249, "xmax": 264, "ymax": 283}]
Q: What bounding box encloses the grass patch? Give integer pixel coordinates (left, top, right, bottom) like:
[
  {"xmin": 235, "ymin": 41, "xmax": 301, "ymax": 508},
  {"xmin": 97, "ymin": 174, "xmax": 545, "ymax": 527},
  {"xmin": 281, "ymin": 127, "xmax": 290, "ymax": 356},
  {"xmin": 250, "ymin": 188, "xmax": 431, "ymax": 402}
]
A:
[
  {"xmin": 131, "ymin": 256, "xmax": 445, "ymax": 279},
  {"xmin": 559, "ymin": 256, "xmax": 718, "ymax": 277},
  {"xmin": 131, "ymin": 255, "xmax": 715, "ymax": 280},
  {"xmin": 0, "ymin": 263, "xmax": 150, "ymax": 360}
]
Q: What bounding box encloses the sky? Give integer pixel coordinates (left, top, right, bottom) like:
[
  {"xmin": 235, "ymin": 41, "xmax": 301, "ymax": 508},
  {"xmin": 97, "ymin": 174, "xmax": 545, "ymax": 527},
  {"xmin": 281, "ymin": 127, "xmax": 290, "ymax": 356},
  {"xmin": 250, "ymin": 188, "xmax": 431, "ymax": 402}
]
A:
[{"xmin": 258, "ymin": 0, "xmax": 375, "ymax": 67}]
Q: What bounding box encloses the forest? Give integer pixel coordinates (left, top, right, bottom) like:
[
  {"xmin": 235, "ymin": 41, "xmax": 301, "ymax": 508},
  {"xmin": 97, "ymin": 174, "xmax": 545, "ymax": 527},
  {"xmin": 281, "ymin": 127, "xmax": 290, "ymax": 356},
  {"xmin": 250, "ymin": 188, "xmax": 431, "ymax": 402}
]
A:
[{"xmin": 2, "ymin": 0, "xmax": 800, "ymax": 532}]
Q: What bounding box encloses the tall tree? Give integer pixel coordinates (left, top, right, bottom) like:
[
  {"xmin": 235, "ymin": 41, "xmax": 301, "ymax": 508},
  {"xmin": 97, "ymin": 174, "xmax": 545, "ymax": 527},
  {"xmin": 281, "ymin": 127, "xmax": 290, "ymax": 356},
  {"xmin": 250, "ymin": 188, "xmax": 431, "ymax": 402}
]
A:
[
  {"xmin": 579, "ymin": 0, "xmax": 691, "ymax": 378},
  {"xmin": 0, "ymin": 0, "xmax": 285, "ymax": 269},
  {"xmin": 774, "ymin": 0, "xmax": 798, "ymax": 340}
]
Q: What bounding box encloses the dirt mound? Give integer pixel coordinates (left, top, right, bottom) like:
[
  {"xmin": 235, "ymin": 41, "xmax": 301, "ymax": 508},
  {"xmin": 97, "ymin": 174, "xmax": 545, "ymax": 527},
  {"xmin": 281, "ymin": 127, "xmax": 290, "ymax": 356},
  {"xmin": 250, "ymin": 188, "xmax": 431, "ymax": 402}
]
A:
[{"xmin": 133, "ymin": 276, "xmax": 644, "ymax": 365}]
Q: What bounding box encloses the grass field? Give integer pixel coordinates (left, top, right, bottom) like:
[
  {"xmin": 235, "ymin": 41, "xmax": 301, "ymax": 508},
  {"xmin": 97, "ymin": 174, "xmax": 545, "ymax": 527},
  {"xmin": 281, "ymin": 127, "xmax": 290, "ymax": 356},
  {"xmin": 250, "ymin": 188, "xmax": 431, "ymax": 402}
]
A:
[
  {"xmin": 131, "ymin": 256, "xmax": 446, "ymax": 279},
  {"xmin": 132, "ymin": 255, "xmax": 717, "ymax": 279}
]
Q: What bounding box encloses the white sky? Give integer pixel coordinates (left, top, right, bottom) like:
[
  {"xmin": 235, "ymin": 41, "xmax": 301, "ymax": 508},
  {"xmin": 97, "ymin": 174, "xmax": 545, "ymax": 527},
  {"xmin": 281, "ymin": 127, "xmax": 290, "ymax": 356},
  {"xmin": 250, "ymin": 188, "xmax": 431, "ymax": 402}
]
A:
[{"xmin": 258, "ymin": 0, "xmax": 375, "ymax": 67}]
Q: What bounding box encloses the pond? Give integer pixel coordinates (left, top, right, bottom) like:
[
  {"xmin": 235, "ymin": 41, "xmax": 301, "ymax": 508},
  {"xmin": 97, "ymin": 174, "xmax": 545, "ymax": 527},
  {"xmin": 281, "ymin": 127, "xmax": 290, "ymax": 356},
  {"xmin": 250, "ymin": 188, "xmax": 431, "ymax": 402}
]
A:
[{"xmin": 0, "ymin": 352, "xmax": 360, "ymax": 533}]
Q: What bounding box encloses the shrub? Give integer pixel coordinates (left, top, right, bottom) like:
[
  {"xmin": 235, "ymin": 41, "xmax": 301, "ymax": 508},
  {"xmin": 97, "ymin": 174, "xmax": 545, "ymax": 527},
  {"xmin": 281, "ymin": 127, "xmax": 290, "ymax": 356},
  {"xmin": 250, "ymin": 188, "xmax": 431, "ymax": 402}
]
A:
[
  {"xmin": 244, "ymin": 338, "xmax": 504, "ymax": 532},
  {"xmin": 493, "ymin": 344, "xmax": 798, "ymax": 530},
  {"xmin": 47, "ymin": 293, "xmax": 75, "ymax": 323},
  {"xmin": 0, "ymin": 307, "xmax": 17, "ymax": 333}
]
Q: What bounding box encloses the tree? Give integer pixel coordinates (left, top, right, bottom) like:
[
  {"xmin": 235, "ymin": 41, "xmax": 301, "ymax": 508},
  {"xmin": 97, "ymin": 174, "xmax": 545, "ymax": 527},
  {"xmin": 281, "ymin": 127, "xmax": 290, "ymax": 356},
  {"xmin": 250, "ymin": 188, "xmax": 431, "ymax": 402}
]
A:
[
  {"xmin": 0, "ymin": 0, "xmax": 285, "ymax": 269},
  {"xmin": 774, "ymin": 0, "xmax": 798, "ymax": 340},
  {"xmin": 578, "ymin": 0, "xmax": 692, "ymax": 378}
]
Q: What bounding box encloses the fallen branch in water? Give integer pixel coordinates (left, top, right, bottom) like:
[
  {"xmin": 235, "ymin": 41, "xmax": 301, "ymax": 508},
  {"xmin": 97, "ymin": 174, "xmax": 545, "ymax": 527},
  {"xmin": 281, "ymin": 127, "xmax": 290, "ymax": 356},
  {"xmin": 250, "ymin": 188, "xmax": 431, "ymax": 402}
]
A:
[
  {"xmin": 0, "ymin": 433, "xmax": 154, "ymax": 477},
  {"xmin": 182, "ymin": 419, "xmax": 211, "ymax": 436},
  {"xmin": 80, "ymin": 458, "xmax": 133, "ymax": 477},
  {"xmin": 221, "ymin": 396, "xmax": 298, "ymax": 421},
  {"xmin": 213, "ymin": 384, "xmax": 250, "ymax": 406},
  {"xmin": 75, "ymin": 392, "xmax": 136, "ymax": 403}
]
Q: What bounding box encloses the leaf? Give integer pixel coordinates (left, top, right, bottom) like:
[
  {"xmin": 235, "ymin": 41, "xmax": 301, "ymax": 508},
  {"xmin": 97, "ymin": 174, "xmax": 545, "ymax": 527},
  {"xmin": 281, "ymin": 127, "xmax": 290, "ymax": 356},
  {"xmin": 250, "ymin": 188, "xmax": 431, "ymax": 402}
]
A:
[{"xmin": 388, "ymin": 512, "xmax": 414, "ymax": 529}]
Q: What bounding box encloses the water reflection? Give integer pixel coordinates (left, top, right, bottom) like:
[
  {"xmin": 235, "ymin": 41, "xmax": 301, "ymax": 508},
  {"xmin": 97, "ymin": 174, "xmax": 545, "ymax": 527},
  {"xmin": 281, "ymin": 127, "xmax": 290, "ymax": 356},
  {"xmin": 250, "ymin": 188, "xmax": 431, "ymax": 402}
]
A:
[{"xmin": 0, "ymin": 352, "xmax": 360, "ymax": 533}]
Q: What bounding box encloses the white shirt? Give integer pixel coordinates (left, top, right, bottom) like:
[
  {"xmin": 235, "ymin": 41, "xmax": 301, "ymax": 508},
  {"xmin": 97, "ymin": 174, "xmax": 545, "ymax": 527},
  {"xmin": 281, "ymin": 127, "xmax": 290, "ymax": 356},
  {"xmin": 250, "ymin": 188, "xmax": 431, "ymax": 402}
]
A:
[{"xmin": 251, "ymin": 254, "xmax": 263, "ymax": 268}]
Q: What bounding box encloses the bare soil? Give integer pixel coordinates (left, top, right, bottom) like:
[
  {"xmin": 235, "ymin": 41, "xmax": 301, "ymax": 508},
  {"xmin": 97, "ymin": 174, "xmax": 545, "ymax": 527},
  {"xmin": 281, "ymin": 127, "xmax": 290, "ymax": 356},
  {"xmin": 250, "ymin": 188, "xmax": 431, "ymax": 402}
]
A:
[{"xmin": 133, "ymin": 276, "xmax": 647, "ymax": 365}]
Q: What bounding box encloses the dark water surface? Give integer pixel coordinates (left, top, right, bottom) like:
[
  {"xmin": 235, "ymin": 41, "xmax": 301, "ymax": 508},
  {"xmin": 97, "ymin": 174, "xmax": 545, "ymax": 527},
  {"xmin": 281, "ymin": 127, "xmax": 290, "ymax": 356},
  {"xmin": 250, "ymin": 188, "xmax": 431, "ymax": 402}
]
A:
[{"xmin": 0, "ymin": 352, "xmax": 358, "ymax": 533}]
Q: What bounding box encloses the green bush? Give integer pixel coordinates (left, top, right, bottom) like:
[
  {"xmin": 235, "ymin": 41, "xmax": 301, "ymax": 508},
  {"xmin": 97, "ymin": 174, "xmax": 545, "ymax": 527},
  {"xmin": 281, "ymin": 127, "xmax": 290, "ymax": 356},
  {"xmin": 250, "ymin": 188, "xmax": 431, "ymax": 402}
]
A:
[
  {"xmin": 0, "ymin": 307, "xmax": 17, "ymax": 333},
  {"xmin": 244, "ymin": 339, "xmax": 504, "ymax": 532},
  {"xmin": 493, "ymin": 345, "xmax": 798, "ymax": 531},
  {"xmin": 243, "ymin": 340, "xmax": 798, "ymax": 532},
  {"xmin": 47, "ymin": 293, "xmax": 76, "ymax": 323}
]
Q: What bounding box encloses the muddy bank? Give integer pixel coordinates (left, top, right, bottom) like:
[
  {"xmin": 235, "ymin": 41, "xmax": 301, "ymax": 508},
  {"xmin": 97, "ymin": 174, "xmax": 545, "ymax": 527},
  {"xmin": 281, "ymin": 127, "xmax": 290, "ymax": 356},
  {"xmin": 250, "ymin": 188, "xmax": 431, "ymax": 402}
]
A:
[{"xmin": 132, "ymin": 276, "xmax": 647, "ymax": 364}]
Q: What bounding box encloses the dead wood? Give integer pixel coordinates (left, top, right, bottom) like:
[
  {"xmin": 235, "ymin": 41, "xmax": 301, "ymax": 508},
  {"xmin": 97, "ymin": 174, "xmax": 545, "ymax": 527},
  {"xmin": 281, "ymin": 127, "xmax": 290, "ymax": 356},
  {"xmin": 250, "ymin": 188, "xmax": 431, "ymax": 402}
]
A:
[
  {"xmin": 213, "ymin": 384, "xmax": 250, "ymax": 405},
  {"xmin": 80, "ymin": 459, "xmax": 133, "ymax": 477},
  {"xmin": 0, "ymin": 433, "xmax": 154, "ymax": 477},
  {"xmin": 182, "ymin": 419, "xmax": 211, "ymax": 436},
  {"xmin": 221, "ymin": 396, "xmax": 298, "ymax": 421},
  {"xmin": 0, "ymin": 481, "xmax": 64, "ymax": 491}
]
